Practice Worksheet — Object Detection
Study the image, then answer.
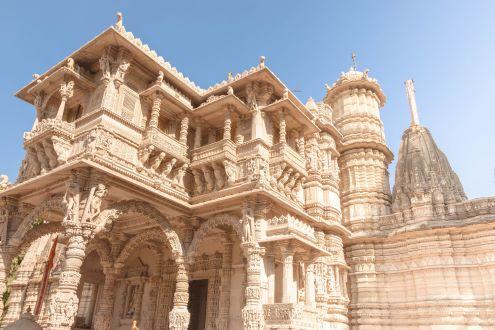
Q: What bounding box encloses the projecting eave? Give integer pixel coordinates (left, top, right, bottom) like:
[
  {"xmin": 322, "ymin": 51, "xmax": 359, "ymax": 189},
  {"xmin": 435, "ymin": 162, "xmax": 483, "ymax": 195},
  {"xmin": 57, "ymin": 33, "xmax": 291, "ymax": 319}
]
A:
[
  {"xmin": 262, "ymin": 98, "xmax": 320, "ymax": 135},
  {"xmin": 202, "ymin": 67, "xmax": 316, "ymax": 120},
  {"xmin": 15, "ymin": 26, "xmax": 205, "ymax": 106}
]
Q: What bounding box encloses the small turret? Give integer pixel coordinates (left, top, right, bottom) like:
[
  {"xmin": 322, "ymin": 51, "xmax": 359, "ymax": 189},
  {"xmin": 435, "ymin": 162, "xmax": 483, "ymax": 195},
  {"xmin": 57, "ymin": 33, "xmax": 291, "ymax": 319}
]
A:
[
  {"xmin": 324, "ymin": 60, "xmax": 393, "ymax": 231},
  {"xmin": 392, "ymin": 80, "xmax": 467, "ymax": 215}
]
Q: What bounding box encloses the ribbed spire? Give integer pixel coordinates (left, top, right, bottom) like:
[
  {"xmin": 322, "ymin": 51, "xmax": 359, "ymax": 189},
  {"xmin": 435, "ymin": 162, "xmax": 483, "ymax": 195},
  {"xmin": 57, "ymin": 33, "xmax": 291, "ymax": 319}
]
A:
[
  {"xmin": 405, "ymin": 79, "xmax": 420, "ymax": 126},
  {"xmin": 392, "ymin": 80, "xmax": 466, "ymax": 212}
]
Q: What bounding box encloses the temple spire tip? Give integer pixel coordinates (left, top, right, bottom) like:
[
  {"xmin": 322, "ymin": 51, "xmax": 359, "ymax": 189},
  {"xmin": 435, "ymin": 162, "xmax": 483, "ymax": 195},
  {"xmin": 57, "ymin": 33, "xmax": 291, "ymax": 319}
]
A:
[{"xmin": 405, "ymin": 79, "xmax": 420, "ymax": 127}]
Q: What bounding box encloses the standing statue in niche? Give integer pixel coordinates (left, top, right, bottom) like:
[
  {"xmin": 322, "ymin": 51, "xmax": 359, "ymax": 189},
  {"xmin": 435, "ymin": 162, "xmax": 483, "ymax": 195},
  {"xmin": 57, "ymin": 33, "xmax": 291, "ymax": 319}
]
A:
[
  {"xmin": 62, "ymin": 179, "xmax": 80, "ymax": 223},
  {"xmin": 242, "ymin": 202, "xmax": 256, "ymax": 243},
  {"xmin": 90, "ymin": 183, "xmax": 108, "ymax": 221}
]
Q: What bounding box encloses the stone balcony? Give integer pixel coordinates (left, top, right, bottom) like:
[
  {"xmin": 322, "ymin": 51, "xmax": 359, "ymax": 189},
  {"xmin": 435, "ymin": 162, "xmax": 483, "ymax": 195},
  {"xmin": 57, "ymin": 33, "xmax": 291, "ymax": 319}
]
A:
[
  {"xmin": 190, "ymin": 139, "xmax": 237, "ymax": 195},
  {"xmin": 268, "ymin": 142, "xmax": 307, "ymax": 205},
  {"xmin": 23, "ymin": 118, "xmax": 75, "ymax": 175},
  {"xmin": 141, "ymin": 127, "xmax": 188, "ymax": 163},
  {"xmin": 263, "ymin": 303, "xmax": 317, "ymax": 329}
]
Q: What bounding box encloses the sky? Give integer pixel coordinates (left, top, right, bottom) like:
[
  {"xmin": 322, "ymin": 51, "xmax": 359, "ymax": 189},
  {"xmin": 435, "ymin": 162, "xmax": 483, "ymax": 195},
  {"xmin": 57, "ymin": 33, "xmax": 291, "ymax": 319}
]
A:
[{"xmin": 0, "ymin": 1, "xmax": 493, "ymax": 198}]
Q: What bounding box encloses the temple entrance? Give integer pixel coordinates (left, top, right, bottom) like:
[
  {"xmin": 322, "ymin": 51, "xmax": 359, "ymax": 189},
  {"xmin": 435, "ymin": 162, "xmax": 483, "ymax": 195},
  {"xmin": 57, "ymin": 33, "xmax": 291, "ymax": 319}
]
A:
[{"xmin": 187, "ymin": 279, "xmax": 208, "ymax": 330}]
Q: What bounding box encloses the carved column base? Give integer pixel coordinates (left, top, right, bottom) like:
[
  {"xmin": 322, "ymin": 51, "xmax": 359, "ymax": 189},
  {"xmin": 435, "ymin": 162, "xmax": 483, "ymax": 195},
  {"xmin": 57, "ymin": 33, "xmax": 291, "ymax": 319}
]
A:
[
  {"xmin": 242, "ymin": 305, "xmax": 264, "ymax": 330},
  {"xmin": 46, "ymin": 291, "xmax": 79, "ymax": 330},
  {"xmin": 169, "ymin": 306, "xmax": 190, "ymax": 330}
]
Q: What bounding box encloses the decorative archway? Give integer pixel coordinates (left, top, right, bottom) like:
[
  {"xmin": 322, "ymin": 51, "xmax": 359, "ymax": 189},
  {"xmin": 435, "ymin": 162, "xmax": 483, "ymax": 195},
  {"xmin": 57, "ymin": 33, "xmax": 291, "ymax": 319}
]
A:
[
  {"xmin": 94, "ymin": 200, "xmax": 183, "ymax": 259},
  {"xmin": 186, "ymin": 212, "xmax": 247, "ymax": 260},
  {"xmin": 86, "ymin": 238, "xmax": 113, "ymax": 269},
  {"xmin": 93, "ymin": 200, "xmax": 190, "ymax": 330},
  {"xmin": 8, "ymin": 195, "xmax": 64, "ymax": 247}
]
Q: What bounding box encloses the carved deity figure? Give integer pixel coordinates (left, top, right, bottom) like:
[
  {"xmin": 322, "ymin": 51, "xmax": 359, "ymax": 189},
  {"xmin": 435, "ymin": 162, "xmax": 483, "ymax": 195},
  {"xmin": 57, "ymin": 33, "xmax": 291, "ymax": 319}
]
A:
[
  {"xmin": 138, "ymin": 145, "xmax": 155, "ymax": 168},
  {"xmin": 150, "ymin": 152, "xmax": 166, "ymax": 171},
  {"xmin": 173, "ymin": 164, "xmax": 188, "ymax": 186},
  {"xmin": 284, "ymin": 173, "xmax": 300, "ymax": 194},
  {"xmin": 66, "ymin": 57, "xmax": 75, "ymax": 70},
  {"xmin": 156, "ymin": 71, "xmax": 164, "ymax": 84},
  {"xmin": 277, "ymin": 168, "xmax": 293, "ymax": 191},
  {"xmin": 192, "ymin": 169, "xmax": 205, "ymax": 194},
  {"xmin": 99, "ymin": 47, "xmax": 112, "ymax": 80},
  {"xmin": 242, "ymin": 202, "xmax": 255, "ymax": 243},
  {"xmin": 223, "ymin": 160, "xmax": 237, "ymax": 186},
  {"xmin": 62, "ymin": 179, "xmax": 80, "ymax": 223},
  {"xmin": 0, "ymin": 175, "xmax": 9, "ymax": 191},
  {"xmin": 270, "ymin": 162, "xmax": 286, "ymax": 188},
  {"xmin": 162, "ymin": 158, "xmax": 177, "ymax": 177},
  {"xmin": 89, "ymin": 183, "xmax": 108, "ymax": 221}
]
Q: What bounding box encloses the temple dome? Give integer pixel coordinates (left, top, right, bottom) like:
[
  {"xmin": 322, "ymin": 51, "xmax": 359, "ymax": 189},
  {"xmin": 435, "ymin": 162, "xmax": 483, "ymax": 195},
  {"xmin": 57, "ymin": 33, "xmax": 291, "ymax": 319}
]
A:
[
  {"xmin": 4, "ymin": 310, "xmax": 42, "ymax": 330},
  {"xmin": 324, "ymin": 66, "xmax": 386, "ymax": 106},
  {"xmin": 392, "ymin": 124, "xmax": 467, "ymax": 211},
  {"xmin": 305, "ymin": 97, "xmax": 319, "ymax": 115}
]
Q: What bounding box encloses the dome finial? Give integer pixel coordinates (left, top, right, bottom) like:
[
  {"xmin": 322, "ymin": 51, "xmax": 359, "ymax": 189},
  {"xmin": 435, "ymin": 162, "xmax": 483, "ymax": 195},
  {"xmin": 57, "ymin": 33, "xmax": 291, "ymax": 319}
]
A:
[
  {"xmin": 405, "ymin": 79, "xmax": 420, "ymax": 127},
  {"xmin": 351, "ymin": 51, "xmax": 357, "ymax": 70},
  {"xmin": 115, "ymin": 12, "xmax": 124, "ymax": 31}
]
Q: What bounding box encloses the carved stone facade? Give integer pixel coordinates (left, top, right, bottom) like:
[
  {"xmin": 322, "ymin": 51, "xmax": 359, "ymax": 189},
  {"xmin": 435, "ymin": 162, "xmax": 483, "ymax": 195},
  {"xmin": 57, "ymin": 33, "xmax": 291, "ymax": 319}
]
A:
[{"xmin": 0, "ymin": 13, "xmax": 493, "ymax": 330}]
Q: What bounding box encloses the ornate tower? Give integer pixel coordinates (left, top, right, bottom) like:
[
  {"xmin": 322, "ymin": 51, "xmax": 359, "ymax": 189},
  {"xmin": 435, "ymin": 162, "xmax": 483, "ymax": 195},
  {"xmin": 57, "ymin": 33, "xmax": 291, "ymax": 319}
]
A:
[{"xmin": 324, "ymin": 66, "xmax": 393, "ymax": 232}]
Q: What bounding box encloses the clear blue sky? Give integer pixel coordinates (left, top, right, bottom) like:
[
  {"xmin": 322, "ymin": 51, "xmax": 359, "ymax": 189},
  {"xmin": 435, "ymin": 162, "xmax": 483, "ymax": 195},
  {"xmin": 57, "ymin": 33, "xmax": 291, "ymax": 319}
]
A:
[{"xmin": 1, "ymin": 1, "xmax": 493, "ymax": 198}]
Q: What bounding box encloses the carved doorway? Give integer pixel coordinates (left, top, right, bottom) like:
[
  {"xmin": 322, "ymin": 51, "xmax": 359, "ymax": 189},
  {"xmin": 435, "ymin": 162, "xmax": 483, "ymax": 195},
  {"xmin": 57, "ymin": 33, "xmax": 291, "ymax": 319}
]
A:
[{"xmin": 188, "ymin": 279, "xmax": 208, "ymax": 330}]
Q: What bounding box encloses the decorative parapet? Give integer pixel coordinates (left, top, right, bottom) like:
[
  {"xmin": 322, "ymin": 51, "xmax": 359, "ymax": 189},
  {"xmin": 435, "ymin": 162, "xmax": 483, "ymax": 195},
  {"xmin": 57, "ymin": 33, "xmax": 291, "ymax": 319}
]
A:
[
  {"xmin": 263, "ymin": 303, "xmax": 317, "ymax": 329},
  {"xmin": 24, "ymin": 118, "xmax": 75, "ymax": 142},
  {"xmin": 266, "ymin": 215, "xmax": 316, "ymax": 242},
  {"xmin": 114, "ymin": 24, "xmax": 204, "ymax": 94}
]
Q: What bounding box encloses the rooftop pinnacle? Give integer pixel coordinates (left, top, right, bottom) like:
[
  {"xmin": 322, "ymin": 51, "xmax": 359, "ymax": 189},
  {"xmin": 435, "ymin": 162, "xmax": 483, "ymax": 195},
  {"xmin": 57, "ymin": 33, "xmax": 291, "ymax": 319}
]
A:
[{"xmin": 405, "ymin": 79, "xmax": 420, "ymax": 127}]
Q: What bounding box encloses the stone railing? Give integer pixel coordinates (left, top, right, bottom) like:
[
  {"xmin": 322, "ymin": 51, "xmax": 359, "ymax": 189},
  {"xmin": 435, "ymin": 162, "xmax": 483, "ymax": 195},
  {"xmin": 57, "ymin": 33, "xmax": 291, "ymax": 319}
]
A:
[
  {"xmin": 270, "ymin": 142, "xmax": 306, "ymax": 175},
  {"xmin": 266, "ymin": 215, "xmax": 316, "ymax": 241},
  {"xmin": 24, "ymin": 118, "xmax": 75, "ymax": 142}
]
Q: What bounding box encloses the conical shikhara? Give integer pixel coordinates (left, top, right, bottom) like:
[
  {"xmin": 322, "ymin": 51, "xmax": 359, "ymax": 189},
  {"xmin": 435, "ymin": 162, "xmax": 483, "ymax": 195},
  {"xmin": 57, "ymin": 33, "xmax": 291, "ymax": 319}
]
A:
[{"xmin": 0, "ymin": 13, "xmax": 494, "ymax": 330}]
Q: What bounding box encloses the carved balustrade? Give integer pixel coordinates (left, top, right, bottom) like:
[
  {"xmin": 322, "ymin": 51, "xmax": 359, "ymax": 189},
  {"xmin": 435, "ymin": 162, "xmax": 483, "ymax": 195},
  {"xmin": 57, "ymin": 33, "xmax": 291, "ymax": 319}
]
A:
[
  {"xmin": 265, "ymin": 215, "xmax": 316, "ymax": 242},
  {"xmin": 23, "ymin": 118, "xmax": 75, "ymax": 175},
  {"xmin": 190, "ymin": 139, "xmax": 237, "ymax": 195}
]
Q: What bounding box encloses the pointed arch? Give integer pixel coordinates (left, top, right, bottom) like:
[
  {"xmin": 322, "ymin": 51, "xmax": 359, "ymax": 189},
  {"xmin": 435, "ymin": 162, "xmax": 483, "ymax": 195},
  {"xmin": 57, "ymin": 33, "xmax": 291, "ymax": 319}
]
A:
[
  {"xmin": 8, "ymin": 195, "xmax": 64, "ymax": 247},
  {"xmin": 86, "ymin": 238, "xmax": 113, "ymax": 269},
  {"xmin": 95, "ymin": 200, "xmax": 183, "ymax": 259},
  {"xmin": 187, "ymin": 212, "xmax": 249, "ymax": 260}
]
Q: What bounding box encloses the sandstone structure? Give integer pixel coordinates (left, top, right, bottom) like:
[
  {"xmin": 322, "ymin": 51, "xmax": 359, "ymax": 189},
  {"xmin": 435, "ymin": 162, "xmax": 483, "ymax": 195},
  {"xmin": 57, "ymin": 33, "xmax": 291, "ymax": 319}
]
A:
[{"xmin": 0, "ymin": 13, "xmax": 494, "ymax": 330}]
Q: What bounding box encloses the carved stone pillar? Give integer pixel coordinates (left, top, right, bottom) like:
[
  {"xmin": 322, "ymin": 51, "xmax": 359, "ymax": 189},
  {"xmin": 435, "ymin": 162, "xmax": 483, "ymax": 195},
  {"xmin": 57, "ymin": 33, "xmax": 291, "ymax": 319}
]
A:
[
  {"xmin": 55, "ymin": 81, "xmax": 74, "ymax": 120},
  {"xmin": 223, "ymin": 107, "xmax": 232, "ymax": 140},
  {"xmin": 169, "ymin": 260, "xmax": 190, "ymax": 330},
  {"xmin": 0, "ymin": 248, "xmax": 13, "ymax": 318},
  {"xmin": 46, "ymin": 223, "xmax": 94, "ymax": 329},
  {"xmin": 281, "ymin": 245, "xmax": 294, "ymax": 303},
  {"xmin": 208, "ymin": 127, "xmax": 216, "ymax": 144},
  {"xmin": 266, "ymin": 249, "xmax": 275, "ymax": 304},
  {"xmin": 93, "ymin": 268, "xmax": 118, "ymax": 330},
  {"xmin": 33, "ymin": 93, "xmax": 44, "ymax": 129},
  {"xmin": 305, "ymin": 264, "xmax": 316, "ymax": 307},
  {"xmin": 297, "ymin": 129, "xmax": 306, "ymax": 159},
  {"xmin": 241, "ymin": 244, "xmax": 265, "ymax": 330},
  {"xmin": 148, "ymin": 94, "xmax": 163, "ymax": 130},
  {"xmin": 194, "ymin": 120, "xmax": 202, "ymax": 148},
  {"xmin": 279, "ymin": 110, "xmax": 286, "ymax": 143},
  {"xmin": 179, "ymin": 116, "xmax": 189, "ymax": 145},
  {"xmin": 217, "ymin": 238, "xmax": 233, "ymax": 330}
]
